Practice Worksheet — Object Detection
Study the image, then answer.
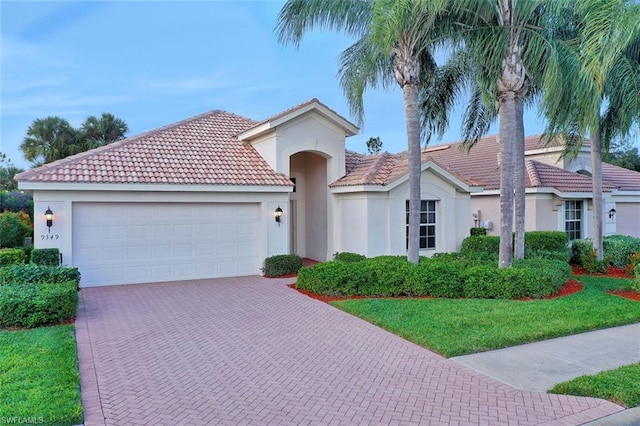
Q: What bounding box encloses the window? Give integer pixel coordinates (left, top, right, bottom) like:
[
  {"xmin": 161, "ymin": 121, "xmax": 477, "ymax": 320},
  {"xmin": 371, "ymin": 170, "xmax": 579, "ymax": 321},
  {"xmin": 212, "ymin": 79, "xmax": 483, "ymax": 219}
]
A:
[
  {"xmin": 406, "ymin": 200, "xmax": 436, "ymax": 250},
  {"xmin": 565, "ymin": 200, "xmax": 582, "ymax": 240}
]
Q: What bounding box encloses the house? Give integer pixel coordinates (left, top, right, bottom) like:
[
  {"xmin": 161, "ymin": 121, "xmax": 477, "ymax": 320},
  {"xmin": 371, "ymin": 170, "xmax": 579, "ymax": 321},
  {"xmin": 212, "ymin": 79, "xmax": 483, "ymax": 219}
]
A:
[
  {"xmin": 17, "ymin": 99, "xmax": 479, "ymax": 287},
  {"xmin": 17, "ymin": 99, "xmax": 640, "ymax": 287},
  {"xmin": 419, "ymin": 136, "xmax": 640, "ymax": 240}
]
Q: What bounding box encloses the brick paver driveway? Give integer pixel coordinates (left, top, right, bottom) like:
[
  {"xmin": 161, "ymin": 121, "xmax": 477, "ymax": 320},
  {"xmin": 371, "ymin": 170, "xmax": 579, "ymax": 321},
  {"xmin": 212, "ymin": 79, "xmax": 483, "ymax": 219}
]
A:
[{"xmin": 76, "ymin": 276, "xmax": 621, "ymax": 425}]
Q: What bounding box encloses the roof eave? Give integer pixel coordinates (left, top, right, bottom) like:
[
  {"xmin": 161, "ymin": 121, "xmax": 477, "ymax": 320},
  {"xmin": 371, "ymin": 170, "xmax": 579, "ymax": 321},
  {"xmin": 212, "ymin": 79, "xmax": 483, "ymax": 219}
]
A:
[{"xmin": 17, "ymin": 181, "xmax": 293, "ymax": 193}]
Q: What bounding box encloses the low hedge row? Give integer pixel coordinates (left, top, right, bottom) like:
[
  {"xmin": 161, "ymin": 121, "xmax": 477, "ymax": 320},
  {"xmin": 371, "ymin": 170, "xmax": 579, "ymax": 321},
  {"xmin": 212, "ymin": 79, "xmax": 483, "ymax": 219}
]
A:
[
  {"xmin": 30, "ymin": 248, "xmax": 61, "ymax": 266},
  {"xmin": 0, "ymin": 265, "xmax": 81, "ymax": 287},
  {"xmin": 0, "ymin": 248, "xmax": 25, "ymax": 266},
  {"xmin": 297, "ymin": 255, "xmax": 570, "ymax": 299},
  {"xmin": 460, "ymin": 231, "xmax": 570, "ymax": 261},
  {"xmin": 0, "ymin": 281, "xmax": 78, "ymax": 328}
]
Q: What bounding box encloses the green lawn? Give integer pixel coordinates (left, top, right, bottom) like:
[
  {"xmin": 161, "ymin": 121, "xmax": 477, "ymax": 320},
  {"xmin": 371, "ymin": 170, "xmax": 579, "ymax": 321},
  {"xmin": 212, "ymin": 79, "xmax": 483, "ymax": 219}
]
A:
[
  {"xmin": 550, "ymin": 363, "xmax": 640, "ymax": 408},
  {"xmin": 330, "ymin": 275, "xmax": 640, "ymax": 357},
  {"xmin": 0, "ymin": 325, "xmax": 83, "ymax": 425}
]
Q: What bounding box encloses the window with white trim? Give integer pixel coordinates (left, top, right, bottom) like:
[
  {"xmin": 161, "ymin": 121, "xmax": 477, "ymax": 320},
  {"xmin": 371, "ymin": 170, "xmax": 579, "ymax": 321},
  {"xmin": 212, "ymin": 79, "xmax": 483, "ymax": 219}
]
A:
[
  {"xmin": 564, "ymin": 200, "xmax": 582, "ymax": 240},
  {"xmin": 406, "ymin": 200, "xmax": 437, "ymax": 250}
]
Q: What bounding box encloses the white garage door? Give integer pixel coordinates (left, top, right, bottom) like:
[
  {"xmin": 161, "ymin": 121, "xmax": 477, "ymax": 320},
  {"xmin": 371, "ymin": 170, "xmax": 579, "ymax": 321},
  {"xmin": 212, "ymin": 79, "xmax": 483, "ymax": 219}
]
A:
[{"xmin": 73, "ymin": 203, "xmax": 260, "ymax": 287}]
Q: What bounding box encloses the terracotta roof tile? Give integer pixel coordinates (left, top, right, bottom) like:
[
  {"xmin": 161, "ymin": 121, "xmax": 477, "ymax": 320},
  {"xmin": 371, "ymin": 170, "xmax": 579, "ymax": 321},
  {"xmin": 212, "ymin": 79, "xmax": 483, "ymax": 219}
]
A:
[
  {"xmin": 526, "ymin": 160, "xmax": 616, "ymax": 192},
  {"xmin": 16, "ymin": 110, "xmax": 293, "ymax": 187},
  {"xmin": 602, "ymin": 163, "xmax": 640, "ymax": 191}
]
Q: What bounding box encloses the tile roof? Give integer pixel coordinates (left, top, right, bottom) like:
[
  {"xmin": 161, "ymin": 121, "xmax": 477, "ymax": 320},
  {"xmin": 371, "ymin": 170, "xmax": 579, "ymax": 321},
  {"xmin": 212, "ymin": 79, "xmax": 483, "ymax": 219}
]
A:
[
  {"xmin": 334, "ymin": 134, "xmax": 640, "ymax": 193},
  {"xmin": 16, "ymin": 110, "xmax": 293, "ymax": 187}
]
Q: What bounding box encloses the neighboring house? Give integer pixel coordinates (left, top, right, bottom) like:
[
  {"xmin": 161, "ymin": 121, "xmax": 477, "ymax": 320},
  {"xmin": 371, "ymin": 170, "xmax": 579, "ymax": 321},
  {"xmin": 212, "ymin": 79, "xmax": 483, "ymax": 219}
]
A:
[
  {"xmin": 17, "ymin": 99, "xmax": 478, "ymax": 287},
  {"xmin": 420, "ymin": 135, "xmax": 640, "ymax": 240},
  {"xmin": 17, "ymin": 99, "xmax": 640, "ymax": 287}
]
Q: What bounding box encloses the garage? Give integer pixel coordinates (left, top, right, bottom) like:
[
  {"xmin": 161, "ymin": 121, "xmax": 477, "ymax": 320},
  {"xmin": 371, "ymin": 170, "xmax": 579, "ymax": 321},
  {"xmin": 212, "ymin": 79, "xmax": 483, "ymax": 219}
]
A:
[{"xmin": 73, "ymin": 202, "xmax": 260, "ymax": 287}]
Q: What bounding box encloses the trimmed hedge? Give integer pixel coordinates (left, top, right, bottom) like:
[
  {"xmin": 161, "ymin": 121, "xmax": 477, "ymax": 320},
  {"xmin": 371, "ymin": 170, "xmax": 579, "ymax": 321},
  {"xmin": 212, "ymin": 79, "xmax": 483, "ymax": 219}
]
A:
[
  {"xmin": 333, "ymin": 252, "xmax": 367, "ymax": 262},
  {"xmin": 0, "ymin": 281, "xmax": 78, "ymax": 328},
  {"xmin": 297, "ymin": 256, "xmax": 570, "ymax": 299},
  {"xmin": 460, "ymin": 236, "xmax": 500, "ymax": 257},
  {"xmin": 470, "ymin": 227, "xmax": 487, "ymax": 236},
  {"xmin": 262, "ymin": 254, "xmax": 303, "ymax": 277},
  {"xmin": 0, "ymin": 265, "xmax": 81, "ymax": 287},
  {"xmin": 0, "ymin": 248, "xmax": 25, "ymax": 266},
  {"xmin": 525, "ymin": 231, "xmax": 569, "ymax": 253},
  {"xmin": 603, "ymin": 235, "xmax": 640, "ymax": 267},
  {"xmin": 30, "ymin": 248, "xmax": 60, "ymax": 266}
]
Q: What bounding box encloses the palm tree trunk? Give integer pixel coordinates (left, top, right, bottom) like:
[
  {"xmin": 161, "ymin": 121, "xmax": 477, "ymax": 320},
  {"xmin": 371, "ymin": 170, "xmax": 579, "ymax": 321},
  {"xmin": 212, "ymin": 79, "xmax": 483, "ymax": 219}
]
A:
[
  {"xmin": 498, "ymin": 91, "xmax": 517, "ymax": 268},
  {"xmin": 514, "ymin": 96, "xmax": 526, "ymax": 260},
  {"xmin": 404, "ymin": 82, "xmax": 421, "ymax": 264},
  {"xmin": 591, "ymin": 126, "xmax": 604, "ymax": 260}
]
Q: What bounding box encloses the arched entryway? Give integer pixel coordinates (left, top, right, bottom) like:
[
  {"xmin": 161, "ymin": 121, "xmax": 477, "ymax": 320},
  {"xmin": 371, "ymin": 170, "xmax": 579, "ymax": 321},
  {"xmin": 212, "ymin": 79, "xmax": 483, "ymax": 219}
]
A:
[{"xmin": 289, "ymin": 151, "xmax": 328, "ymax": 261}]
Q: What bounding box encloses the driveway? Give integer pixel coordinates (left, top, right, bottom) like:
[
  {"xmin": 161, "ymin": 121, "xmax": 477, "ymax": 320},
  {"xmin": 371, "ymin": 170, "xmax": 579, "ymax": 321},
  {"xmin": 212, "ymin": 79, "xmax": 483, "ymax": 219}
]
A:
[{"xmin": 76, "ymin": 276, "xmax": 621, "ymax": 425}]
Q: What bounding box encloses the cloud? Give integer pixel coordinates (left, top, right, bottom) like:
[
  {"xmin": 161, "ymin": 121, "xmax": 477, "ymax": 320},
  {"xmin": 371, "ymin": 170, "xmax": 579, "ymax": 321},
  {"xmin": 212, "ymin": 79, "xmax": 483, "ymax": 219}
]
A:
[{"xmin": 2, "ymin": 77, "xmax": 70, "ymax": 93}]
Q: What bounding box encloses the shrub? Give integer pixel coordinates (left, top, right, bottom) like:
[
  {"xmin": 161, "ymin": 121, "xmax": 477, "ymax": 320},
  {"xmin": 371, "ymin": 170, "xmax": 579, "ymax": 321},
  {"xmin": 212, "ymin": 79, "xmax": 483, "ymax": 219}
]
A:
[
  {"xmin": 0, "ymin": 281, "xmax": 78, "ymax": 328},
  {"xmin": 0, "ymin": 265, "xmax": 81, "ymax": 287},
  {"xmin": 0, "ymin": 248, "xmax": 25, "ymax": 266},
  {"xmin": 571, "ymin": 239, "xmax": 594, "ymax": 265},
  {"xmin": 631, "ymin": 264, "xmax": 640, "ymax": 292},
  {"xmin": 406, "ymin": 260, "xmax": 465, "ymax": 298},
  {"xmin": 0, "ymin": 211, "xmax": 31, "ymax": 248},
  {"xmin": 460, "ymin": 235, "xmax": 500, "ymax": 256},
  {"xmin": 580, "ymin": 249, "xmax": 611, "ymax": 274},
  {"xmin": 470, "ymin": 227, "xmax": 487, "ymax": 236},
  {"xmin": 262, "ymin": 254, "xmax": 303, "ymax": 277},
  {"xmin": 364, "ymin": 256, "xmax": 414, "ymax": 296},
  {"xmin": 603, "ymin": 235, "xmax": 640, "ymax": 268},
  {"xmin": 30, "ymin": 248, "xmax": 60, "ymax": 266},
  {"xmin": 525, "ymin": 231, "xmax": 569, "ymax": 253},
  {"xmin": 525, "ymin": 249, "xmax": 571, "ymax": 263},
  {"xmin": 333, "ymin": 252, "xmax": 367, "ymax": 263},
  {"xmin": 297, "ymin": 261, "xmax": 372, "ymax": 295}
]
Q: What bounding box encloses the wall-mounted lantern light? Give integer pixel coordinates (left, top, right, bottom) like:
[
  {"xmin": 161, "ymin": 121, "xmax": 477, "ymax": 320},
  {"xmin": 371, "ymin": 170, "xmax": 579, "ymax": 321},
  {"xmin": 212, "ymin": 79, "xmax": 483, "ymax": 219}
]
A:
[
  {"xmin": 274, "ymin": 206, "xmax": 283, "ymax": 225},
  {"xmin": 608, "ymin": 208, "xmax": 616, "ymax": 219},
  {"xmin": 45, "ymin": 207, "xmax": 54, "ymax": 233}
]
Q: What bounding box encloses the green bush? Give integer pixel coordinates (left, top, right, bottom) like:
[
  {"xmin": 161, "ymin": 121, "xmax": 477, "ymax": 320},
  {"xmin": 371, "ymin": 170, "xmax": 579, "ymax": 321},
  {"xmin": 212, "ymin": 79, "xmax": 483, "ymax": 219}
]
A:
[
  {"xmin": 460, "ymin": 235, "xmax": 500, "ymax": 256},
  {"xmin": 0, "ymin": 248, "xmax": 25, "ymax": 266},
  {"xmin": 525, "ymin": 249, "xmax": 571, "ymax": 263},
  {"xmin": 0, "ymin": 265, "xmax": 81, "ymax": 287},
  {"xmin": 0, "ymin": 281, "xmax": 78, "ymax": 328},
  {"xmin": 571, "ymin": 239, "xmax": 594, "ymax": 264},
  {"xmin": 262, "ymin": 254, "xmax": 303, "ymax": 277},
  {"xmin": 297, "ymin": 255, "xmax": 569, "ymax": 300},
  {"xmin": 30, "ymin": 248, "xmax": 60, "ymax": 266},
  {"xmin": 470, "ymin": 227, "xmax": 487, "ymax": 236},
  {"xmin": 580, "ymin": 249, "xmax": 611, "ymax": 273},
  {"xmin": 631, "ymin": 264, "xmax": 640, "ymax": 292},
  {"xmin": 603, "ymin": 235, "xmax": 640, "ymax": 267},
  {"xmin": 525, "ymin": 231, "xmax": 569, "ymax": 253},
  {"xmin": 333, "ymin": 252, "xmax": 367, "ymax": 262},
  {"xmin": 0, "ymin": 211, "xmax": 31, "ymax": 248}
]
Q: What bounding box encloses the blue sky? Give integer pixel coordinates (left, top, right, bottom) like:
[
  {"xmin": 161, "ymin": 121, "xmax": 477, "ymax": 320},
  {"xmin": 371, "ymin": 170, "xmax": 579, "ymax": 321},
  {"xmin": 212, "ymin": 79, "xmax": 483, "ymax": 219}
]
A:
[{"xmin": 2, "ymin": 1, "xmax": 566, "ymax": 169}]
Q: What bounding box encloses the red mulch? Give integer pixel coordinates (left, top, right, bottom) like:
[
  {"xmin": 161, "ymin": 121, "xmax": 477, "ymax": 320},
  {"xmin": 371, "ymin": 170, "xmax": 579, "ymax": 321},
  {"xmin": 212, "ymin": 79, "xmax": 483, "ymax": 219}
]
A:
[
  {"xmin": 571, "ymin": 265, "xmax": 633, "ymax": 278},
  {"xmin": 609, "ymin": 290, "xmax": 640, "ymax": 301}
]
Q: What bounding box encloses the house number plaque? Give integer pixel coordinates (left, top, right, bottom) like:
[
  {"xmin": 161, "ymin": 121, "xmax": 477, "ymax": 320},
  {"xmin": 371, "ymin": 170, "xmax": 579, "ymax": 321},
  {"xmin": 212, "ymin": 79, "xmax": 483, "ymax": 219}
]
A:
[{"xmin": 41, "ymin": 234, "xmax": 60, "ymax": 240}]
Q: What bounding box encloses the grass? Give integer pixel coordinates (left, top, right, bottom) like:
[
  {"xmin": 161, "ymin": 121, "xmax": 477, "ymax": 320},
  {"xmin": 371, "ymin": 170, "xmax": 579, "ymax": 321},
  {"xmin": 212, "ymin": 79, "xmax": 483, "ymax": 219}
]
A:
[
  {"xmin": 550, "ymin": 363, "xmax": 640, "ymax": 408},
  {"xmin": 330, "ymin": 275, "xmax": 639, "ymax": 357},
  {"xmin": 0, "ymin": 325, "xmax": 83, "ymax": 425}
]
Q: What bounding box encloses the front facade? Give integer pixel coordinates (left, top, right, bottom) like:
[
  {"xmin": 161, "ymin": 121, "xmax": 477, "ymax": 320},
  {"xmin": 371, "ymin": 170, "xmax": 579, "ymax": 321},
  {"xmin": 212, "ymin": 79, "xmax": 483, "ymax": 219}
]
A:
[
  {"xmin": 18, "ymin": 101, "xmax": 640, "ymax": 287},
  {"xmin": 18, "ymin": 99, "xmax": 476, "ymax": 287}
]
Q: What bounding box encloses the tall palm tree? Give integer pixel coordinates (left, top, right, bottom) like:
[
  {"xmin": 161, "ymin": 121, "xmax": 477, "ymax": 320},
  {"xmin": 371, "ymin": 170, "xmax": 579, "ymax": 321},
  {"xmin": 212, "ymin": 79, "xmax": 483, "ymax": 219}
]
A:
[
  {"xmin": 545, "ymin": 0, "xmax": 640, "ymax": 260},
  {"xmin": 20, "ymin": 116, "xmax": 79, "ymax": 167},
  {"xmin": 276, "ymin": 0, "xmax": 450, "ymax": 264},
  {"xmin": 80, "ymin": 112, "xmax": 129, "ymax": 150}
]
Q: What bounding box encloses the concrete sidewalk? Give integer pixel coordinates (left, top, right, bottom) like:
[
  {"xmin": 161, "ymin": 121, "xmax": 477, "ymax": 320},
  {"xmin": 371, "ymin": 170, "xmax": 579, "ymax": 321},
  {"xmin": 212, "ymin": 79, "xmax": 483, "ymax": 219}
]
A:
[{"xmin": 452, "ymin": 324, "xmax": 640, "ymax": 425}]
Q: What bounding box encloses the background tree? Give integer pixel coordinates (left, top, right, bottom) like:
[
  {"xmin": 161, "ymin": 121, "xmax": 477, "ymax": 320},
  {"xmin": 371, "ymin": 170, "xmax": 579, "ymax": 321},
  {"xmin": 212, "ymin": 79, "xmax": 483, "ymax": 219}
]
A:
[
  {"xmin": 0, "ymin": 153, "xmax": 24, "ymax": 192},
  {"xmin": 604, "ymin": 141, "xmax": 640, "ymax": 172},
  {"xmin": 366, "ymin": 136, "xmax": 383, "ymax": 154},
  {"xmin": 277, "ymin": 0, "xmax": 452, "ymax": 264},
  {"xmin": 20, "ymin": 116, "xmax": 79, "ymax": 167},
  {"xmin": 80, "ymin": 112, "xmax": 129, "ymax": 150}
]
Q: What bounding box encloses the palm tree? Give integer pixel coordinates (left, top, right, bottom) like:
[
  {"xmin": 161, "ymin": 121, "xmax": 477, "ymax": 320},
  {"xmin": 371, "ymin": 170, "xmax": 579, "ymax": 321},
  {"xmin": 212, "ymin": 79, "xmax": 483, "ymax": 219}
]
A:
[
  {"xmin": 276, "ymin": 0, "xmax": 451, "ymax": 264},
  {"xmin": 20, "ymin": 116, "xmax": 79, "ymax": 167},
  {"xmin": 545, "ymin": 0, "xmax": 640, "ymax": 260},
  {"xmin": 80, "ymin": 112, "xmax": 129, "ymax": 150}
]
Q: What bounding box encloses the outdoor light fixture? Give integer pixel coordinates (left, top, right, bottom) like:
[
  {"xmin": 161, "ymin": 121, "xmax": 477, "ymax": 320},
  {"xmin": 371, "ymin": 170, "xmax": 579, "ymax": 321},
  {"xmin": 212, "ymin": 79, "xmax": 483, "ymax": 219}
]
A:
[
  {"xmin": 45, "ymin": 207, "xmax": 54, "ymax": 233},
  {"xmin": 274, "ymin": 206, "xmax": 283, "ymax": 225},
  {"xmin": 608, "ymin": 208, "xmax": 616, "ymax": 219}
]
